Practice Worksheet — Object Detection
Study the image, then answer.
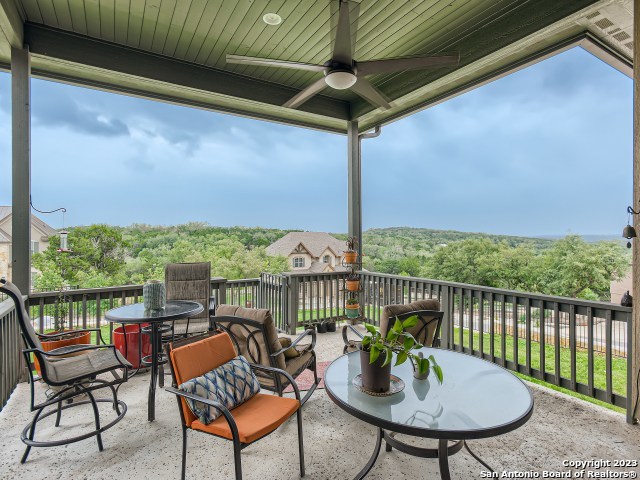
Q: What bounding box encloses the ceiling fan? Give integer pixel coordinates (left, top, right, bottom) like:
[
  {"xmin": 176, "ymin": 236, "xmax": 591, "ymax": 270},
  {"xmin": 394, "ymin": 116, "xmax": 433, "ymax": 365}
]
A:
[{"xmin": 226, "ymin": 0, "xmax": 460, "ymax": 111}]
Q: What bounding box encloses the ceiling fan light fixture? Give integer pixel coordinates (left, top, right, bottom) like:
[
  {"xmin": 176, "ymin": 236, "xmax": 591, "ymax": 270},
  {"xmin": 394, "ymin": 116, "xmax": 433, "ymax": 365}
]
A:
[
  {"xmin": 325, "ymin": 70, "xmax": 357, "ymax": 90},
  {"xmin": 263, "ymin": 13, "xmax": 282, "ymax": 25}
]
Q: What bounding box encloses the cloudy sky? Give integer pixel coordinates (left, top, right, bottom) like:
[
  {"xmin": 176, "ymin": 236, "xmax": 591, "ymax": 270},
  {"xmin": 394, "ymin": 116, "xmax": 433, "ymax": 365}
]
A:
[{"xmin": 0, "ymin": 47, "xmax": 632, "ymax": 236}]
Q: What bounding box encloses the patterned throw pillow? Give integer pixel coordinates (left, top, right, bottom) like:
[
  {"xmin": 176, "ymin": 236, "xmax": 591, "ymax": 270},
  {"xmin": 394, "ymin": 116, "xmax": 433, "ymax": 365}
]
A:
[{"xmin": 179, "ymin": 355, "xmax": 260, "ymax": 424}]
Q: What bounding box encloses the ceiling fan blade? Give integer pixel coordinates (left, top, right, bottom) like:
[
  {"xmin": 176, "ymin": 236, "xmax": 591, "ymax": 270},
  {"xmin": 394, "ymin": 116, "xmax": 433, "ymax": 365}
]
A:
[
  {"xmin": 283, "ymin": 77, "xmax": 328, "ymax": 109},
  {"xmin": 351, "ymin": 77, "xmax": 391, "ymax": 110},
  {"xmin": 332, "ymin": 0, "xmax": 356, "ymax": 65},
  {"xmin": 226, "ymin": 54, "xmax": 326, "ymax": 72},
  {"xmin": 357, "ymin": 53, "xmax": 460, "ymax": 75}
]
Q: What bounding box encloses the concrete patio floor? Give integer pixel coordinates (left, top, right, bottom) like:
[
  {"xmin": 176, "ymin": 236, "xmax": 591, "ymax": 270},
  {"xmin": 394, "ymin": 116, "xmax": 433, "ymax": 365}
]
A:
[{"xmin": 0, "ymin": 327, "xmax": 638, "ymax": 480}]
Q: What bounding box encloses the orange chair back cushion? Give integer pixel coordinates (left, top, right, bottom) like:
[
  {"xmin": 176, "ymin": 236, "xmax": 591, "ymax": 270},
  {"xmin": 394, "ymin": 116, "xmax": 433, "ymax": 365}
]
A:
[{"xmin": 170, "ymin": 332, "xmax": 237, "ymax": 426}]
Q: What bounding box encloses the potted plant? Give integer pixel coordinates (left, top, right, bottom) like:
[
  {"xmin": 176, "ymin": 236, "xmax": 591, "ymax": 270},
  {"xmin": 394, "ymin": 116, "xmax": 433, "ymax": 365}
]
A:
[
  {"xmin": 344, "ymin": 236, "xmax": 358, "ymax": 264},
  {"xmin": 346, "ymin": 273, "xmax": 360, "ymax": 292},
  {"xmin": 345, "ymin": 298, "xmax": 360, "ymax": 318},
  {"xmin": 359, "ymin": 315, "xmax": 443, "ymax": 393},
  {"xmin": 316, "ymin": 320, "xmax": 328, "ymax": 334},
  {"xmin": 326, "ymin": 319, "xmax": 337, "ymax": 332},
  {"xmin": 34, "ymin": 290, "xmax": 91, "ymax": 375}
]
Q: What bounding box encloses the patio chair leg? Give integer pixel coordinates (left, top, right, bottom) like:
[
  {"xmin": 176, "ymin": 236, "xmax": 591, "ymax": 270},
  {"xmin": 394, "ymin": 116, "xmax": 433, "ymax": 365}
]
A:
[
  {"xmin": 159, "ymin": 364, "xmax": 165, "ymax": 388},
  {"xmin": 55, "ymin": 401, "xmax": 63, "ymax": 427},
  {"xmin": 20, "ymin": 407, "xmax": 44, "ymax": 464},
  {"xmin": 86, "ymin": 390, "xmax": 104, "ymax": 452},
  {"xmin": 181, "ymin": 426, "xmax": 187, "ymax": 480},
  {"xmin": 108, "ymin": 383, "xmax": 122, "ymax": 415},
  {"xmin": 297, "ymin": 409, "xmax": 305, "ymax": 477},
  {"xmin": 233, "ymin": 439, "xmax": 243, "ymax": 480}
]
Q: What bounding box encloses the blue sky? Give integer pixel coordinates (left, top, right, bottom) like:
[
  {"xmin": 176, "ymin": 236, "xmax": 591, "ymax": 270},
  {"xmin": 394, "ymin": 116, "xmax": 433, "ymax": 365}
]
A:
[{"xmin": 0, "ymin": 47, "xmax": 633, "ymax": 236}]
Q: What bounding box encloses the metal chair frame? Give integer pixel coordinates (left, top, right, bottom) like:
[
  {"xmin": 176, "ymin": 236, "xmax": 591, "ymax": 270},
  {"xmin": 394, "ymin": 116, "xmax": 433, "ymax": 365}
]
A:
[
  {"xmin": 165, "ymin": 334, "xmax": 305, "ymax": 480},
  {"xmin": 212, "ymin": 314, "xmax": 319, "ymax": 405},
  {"xmin": 342, "ymin": 309, "xmax": 444, "ymax": 354},
  {"xmin": 0, "ymin": 279, "xmax": 129, "ymax": 464}
]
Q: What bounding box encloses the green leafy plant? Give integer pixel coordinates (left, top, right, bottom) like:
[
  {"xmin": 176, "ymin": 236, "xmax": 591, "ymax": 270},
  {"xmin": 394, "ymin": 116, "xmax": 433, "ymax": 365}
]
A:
[
  {"xmin": 360, "ymin": 315, "xmax": 443, "ymax": 383},
  {"xmin": 345, "ymin": 236, "xmax": 359, "ymax": 252},
  {"xmin": 346, "ymin": 297, "xmax": 359, "ymax": 306}
]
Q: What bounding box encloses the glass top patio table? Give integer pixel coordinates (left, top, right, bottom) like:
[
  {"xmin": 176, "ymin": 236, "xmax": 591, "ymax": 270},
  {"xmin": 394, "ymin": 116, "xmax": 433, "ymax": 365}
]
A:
[
  {"xmin": 325, "ymin": 348, "xmax": 534, "ymax": 479},
  {"xmin": 104, "ymin": 301, "xmax": 204, "ymax": 324},
  {"xmin": 324, "ymin": 347, "xmax": 533, "ymax": 440}
]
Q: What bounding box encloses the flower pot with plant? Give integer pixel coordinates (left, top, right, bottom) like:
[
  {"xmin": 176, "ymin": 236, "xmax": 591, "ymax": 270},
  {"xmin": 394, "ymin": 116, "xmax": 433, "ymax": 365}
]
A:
[
  {"xmin": 343, "ymin": 236, "xmax": 359, "ymax": 264},
  {"xmin": 346, "ymin": 274, "xmax": 360, "ymax": 292},
  {"xmin": 316, "ymin": 320, "xmax": 328, "ymax": 334},
  {"xmin": 34, "ymin": 291, "xmax": 91, "ymax": 375},
  {"xmin": 359, "ymin": 315, "xmax": 443, "ymax": 393},
  {"xmin": 326, "ymin": 319, "xmax": 337, "ymax": 332},
  {"xmin": 345, "ymin": 297, "xmax": 360, "ymax": 318}
]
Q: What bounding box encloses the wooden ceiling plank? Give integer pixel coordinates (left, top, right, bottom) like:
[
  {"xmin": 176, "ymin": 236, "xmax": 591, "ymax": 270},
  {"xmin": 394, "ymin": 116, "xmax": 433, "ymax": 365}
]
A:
[
  {"xmin": 264, "ymin": 5, "xmax": 334, "ymax": 84},
  {"xmin": 194, "ymin": 0, "xmax": 246, "ymax": 66},
  {"xmin": 183, "ymin": 0, "xmax": 224, "ymax": 63},
  {"xmin": 138, "ymin": 0, "xmax": 161, "ymax": 51},
  {"xmin": 365, "ymin": 0, "xmax": 510, "ymax": 90},
  {"xmin": 35, "ymin": 0, "xmax": 58, "ymax": 27},
  {"xmin": 160, "ymin": 0, "xmax": 190, "ymax": 56},
  {"xmin": 235, "ymin": 0, "xmax": 316, "ymax": 78},
  {"xmin": 228, "ymin": 0, "xmax": 294, "ymax": 75},
  {"xmin": 99, "ymin": 0, "xmax": 116, "ymax": 42},
  {"xmin": 83, "ymin": 0, "xmax": 101, "ymax": 38},
  {"xmin": 171, "ymin": 0, "xmax": 207, "ymax": 59},
  {"xmin": 0, "ymin": 0, "xmax": 25, "ymax": 47},
  {"xmin": 50, "ymin": 0, "xmax": 73, "ymax": 30},
  {"xmin": 150, "ymin": 0, "xmax": 176, "ymax": 53},
  {"xmin": 126, "ymin": 0, "xmax": 145, "ymax": 48},
  {"xmin": 66, "ymin": 0, "xmax": 87, "ymax": 35},
  {"xmin": 21, "ymin": 0, "xmax": 43, "ymax": 24},
  {"xmin": 112, "ymin": 0, "xmax": 131, "ymax": 45},
  {"xmin": 253, "ymin": 2, "xmax": 330, "ymax": 83},
  {"xmin": 203, "ymin": 0, "xmax": 265, "ymax": 66}
]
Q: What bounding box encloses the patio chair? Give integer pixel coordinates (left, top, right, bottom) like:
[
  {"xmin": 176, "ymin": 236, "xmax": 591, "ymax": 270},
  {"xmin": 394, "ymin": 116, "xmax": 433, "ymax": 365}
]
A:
[
  {"xmin": 0, "ymin": 279, "xmax": 130, "ymax": 463},
  {"xmin": 164, "ymin": 262, "xmax": 216, "ymax": 338},
  {"xmin": 165, "ymin": 331, "xmax": 305, "ymax": 480},
  {"xmin": 343, "ymin": 299, "xmax": 444, "ymax": 353},
  {"xmin": 213, "ymin": 304, "xmax": 319, "ymax": 406}
]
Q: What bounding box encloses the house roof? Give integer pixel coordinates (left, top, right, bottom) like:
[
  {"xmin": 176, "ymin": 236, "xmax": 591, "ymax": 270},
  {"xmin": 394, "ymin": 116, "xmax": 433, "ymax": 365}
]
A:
[
  {"xmin": 0, "ymin": 1, "xmax": 631, "ymax": 134},
  {"xmin": 0, "ymin": 206, "xmax": 59, "ymax": 239},
  {"xmin": 0, "ymin": 227, "xmax": 10, "ymax": 243},
  {"xmin": 266, "ymin": 232, "xmax": 346, "ymax": 259}
]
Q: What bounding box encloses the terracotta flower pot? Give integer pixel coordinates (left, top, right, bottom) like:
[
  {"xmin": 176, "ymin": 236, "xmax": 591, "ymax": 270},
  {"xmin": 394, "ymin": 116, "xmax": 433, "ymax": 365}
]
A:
[
  {"xmin": 346, "ymin": 280, "xmax": 360, "ymax": 292},
  {"xmin": 345, "ymin": 305, "xmax": 360, "ymax": 318},
  {"xmin": 34, "ymin": 330, "xmax": 92, "ymax": 376},
  {"xmin": 344, "ymin": 251, "xmax": 358, "ymax": 264},
  {"xmin": 359, "ymin": 349, "xmax": 391, "ymax": 393}
]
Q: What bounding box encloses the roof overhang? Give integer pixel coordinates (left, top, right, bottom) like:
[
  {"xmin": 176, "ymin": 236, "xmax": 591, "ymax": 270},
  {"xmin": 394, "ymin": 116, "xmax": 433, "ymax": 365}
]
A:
[{"xmin": 0, "ymin": 0, "xmax": 632, "ymax": 134}]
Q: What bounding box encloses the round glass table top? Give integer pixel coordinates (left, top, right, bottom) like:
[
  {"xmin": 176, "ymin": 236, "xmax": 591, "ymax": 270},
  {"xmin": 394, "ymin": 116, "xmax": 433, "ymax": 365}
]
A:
[
  {"xmin": 104, "ymin": 301, "xmax": 204, "ymax": 324},
  {"xmin": 324, "ymin": 348, "xmax": 533, "ymax": 440}
]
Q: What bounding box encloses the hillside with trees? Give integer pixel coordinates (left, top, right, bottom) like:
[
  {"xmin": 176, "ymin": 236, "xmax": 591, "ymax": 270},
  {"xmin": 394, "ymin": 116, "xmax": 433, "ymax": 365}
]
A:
[{"xmin": 32, "ymin": 225, "xmax": 630, "ymax": 302}]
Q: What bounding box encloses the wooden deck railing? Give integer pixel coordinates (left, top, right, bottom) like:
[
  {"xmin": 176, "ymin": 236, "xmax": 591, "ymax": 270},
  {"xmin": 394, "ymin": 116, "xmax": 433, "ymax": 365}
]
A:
[{"xmin": 11, "ymin": 271, "xmax": 634, "ymax": 423}]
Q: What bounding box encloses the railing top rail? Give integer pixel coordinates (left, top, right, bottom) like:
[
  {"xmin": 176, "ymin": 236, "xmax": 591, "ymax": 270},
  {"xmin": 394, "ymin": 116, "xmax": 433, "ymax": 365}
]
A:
[
  {"xmin": 226, "ymin": 278, "xmax": 260, "ymax": 284},
  {"xmin": 283, "ymin": 271, "xmax": 349, "ymax": 278},
  {"xmin": 0, "ymin": 297, "xmax": 17, "ymax": 317},
  {"xmin": 359, "ymin": 271, "xmax": 632, "ymax": 313}
]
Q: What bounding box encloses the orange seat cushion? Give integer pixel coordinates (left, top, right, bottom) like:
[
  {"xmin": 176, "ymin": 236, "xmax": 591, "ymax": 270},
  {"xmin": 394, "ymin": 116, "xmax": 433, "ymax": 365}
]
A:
[{"xmin": 191, "ymin": 393, "xmax": 299, "ymax": 444}]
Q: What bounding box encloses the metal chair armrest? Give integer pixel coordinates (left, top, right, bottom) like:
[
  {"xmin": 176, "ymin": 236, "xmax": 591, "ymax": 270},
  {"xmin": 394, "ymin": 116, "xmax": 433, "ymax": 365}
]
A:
[
  {"xmin": 270, "ymin": 328, "xmax": 316, "ymax": 357},
  {"xmin": 23, "ymin": 344, "xmax": 130, "ymax": 369},
  {"xmin": 165, "ymin": 386, "xmax": 240, "ymax": 437},
  {"xmin": 248, "ymin": 363, "xmax": 301, "ymax": 402},
  {"xmin": 342, "ymin": 323, "xmax": 364, "ymax": 346}
]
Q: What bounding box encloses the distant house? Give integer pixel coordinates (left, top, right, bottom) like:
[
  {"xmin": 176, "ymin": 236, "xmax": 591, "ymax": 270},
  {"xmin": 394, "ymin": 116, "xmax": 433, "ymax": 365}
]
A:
[
  {"xmin": 0, "ymin": 206, "xmax": 58, "ymax": 286},
  {"xmin": 266, "ymin": 232, "xmax": 348, "ymax": 273},
  {"xmin": 610, "ymin": 265, "xmax": 632, "ymax": 304}
]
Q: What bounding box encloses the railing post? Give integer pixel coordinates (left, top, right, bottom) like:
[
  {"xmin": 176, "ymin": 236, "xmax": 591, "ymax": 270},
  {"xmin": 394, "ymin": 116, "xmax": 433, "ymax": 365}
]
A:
[
  {"xmin": 286, "ymin": 274, "xmax": 299, "ymax": 335},
  {"xmin": 441, "ymin": 286, "xmax": 452, "ymax": 350},
  {"xmin": 218, "ymin": 279, "xmax": 227, "ymax": 306}
]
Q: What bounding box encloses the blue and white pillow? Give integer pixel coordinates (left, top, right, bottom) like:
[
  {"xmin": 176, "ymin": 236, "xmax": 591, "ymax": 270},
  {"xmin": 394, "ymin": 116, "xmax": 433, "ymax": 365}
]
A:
[{"xmin": 179, "ymin": 355, "xmax": 260, "ymax": 424}]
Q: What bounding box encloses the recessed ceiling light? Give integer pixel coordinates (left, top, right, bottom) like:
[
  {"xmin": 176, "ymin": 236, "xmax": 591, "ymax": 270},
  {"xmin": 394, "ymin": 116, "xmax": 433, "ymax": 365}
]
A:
[{"xmin": 263, "ymin": 13, "xmax": 282, "ymax": 25}]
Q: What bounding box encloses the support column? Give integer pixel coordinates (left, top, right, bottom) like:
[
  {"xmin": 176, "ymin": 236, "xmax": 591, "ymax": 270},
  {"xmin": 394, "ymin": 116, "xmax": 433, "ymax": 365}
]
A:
[
  {"xmin": 11, "ymin": 46, "xmax": 31, "ymax": 293},
  {"xmin": 347, "ymin": 120, "xmax": 362, "ymax": 258},
  {"xmin": 631, "ymin": 0, "xmax": 640, "ymax": 424}
]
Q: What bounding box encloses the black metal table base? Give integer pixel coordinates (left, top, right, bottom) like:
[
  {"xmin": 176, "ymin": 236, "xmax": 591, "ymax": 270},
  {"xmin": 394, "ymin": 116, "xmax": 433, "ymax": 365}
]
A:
[{"xmin": 355, "ymin": 428, "xmax": 494, "ymax": 480}]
